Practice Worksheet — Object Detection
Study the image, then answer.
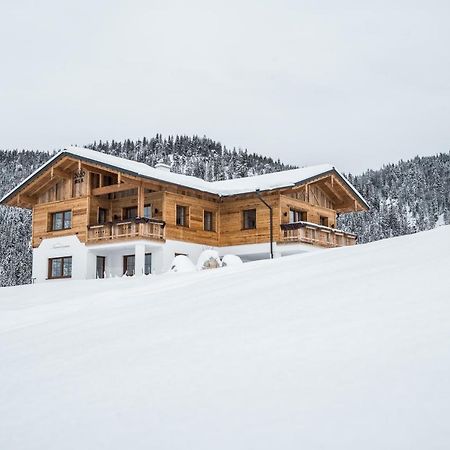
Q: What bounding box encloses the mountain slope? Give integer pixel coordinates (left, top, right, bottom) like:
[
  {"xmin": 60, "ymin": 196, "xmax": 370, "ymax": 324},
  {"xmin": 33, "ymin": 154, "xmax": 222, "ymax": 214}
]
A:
[
  {"xmin": 1, "ymin": 227, "xmax": 449, "ymax": 450},
  {"xmin": 338, "ymin": 152, "xmax": 450, "ymax": 241}
]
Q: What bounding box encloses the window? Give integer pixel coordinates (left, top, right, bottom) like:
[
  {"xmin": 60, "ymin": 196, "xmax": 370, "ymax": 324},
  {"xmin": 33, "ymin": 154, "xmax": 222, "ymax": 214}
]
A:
[
  {"xmin": 289, "ymin": 209, "xmax": 307, "ymax": 223},
  {"xmin": 143, "ymin": 204, "xmax": 152, "ymax": 219},
  {"xmin": 320, "ymin": 216, "xmax": 329, "ymax": 227},
  {"xmin": 145, "ymin": 253, "xmax": 152, "ymax": 275},
  {"xmin": 204, "ymin": 210, "xmax": 215, "ymax": 231},
  {"xmin": 96, "ymin": 256, "xmax": 106, "ymax": 279},
  {"xmin": 98, "ymin": 208, "xmax": 108, "ymax": 224},
  {"xmin": 176, "ymin": 205, "xmax": 188, "ymax": 227},
  {"xmin": 243, "ymin": 209, "xmax": 256, "ymax": 229},
  {"xmin": 48, "ymin": 256, "xmax": 72, "ymax": 279},
  {"xmin": 123, "ymin": 206, "xmax": 137, "ymax": 220},
  {"xmin": 123, "ymin": 255, "xmax": 135, "ymax": 276},
  {"xmin": 51, "ymin": 211, "xmax": 72, "ymax": 231}
]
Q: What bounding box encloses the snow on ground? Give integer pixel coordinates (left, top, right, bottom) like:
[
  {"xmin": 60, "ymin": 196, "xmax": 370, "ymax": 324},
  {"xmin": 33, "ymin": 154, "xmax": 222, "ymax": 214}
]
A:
[{"xmin": 1, "ymin": 227, "xmax": 450, "ymax": 450}]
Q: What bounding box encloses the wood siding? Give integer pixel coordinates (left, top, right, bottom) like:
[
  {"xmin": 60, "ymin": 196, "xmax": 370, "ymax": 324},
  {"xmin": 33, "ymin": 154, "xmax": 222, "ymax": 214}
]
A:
[
  {"xmin": 219, "ymin": 193, "xmax": 281, "ymax": 246},
  {"xmin": 163, "ymin": 192, "xmax": 220, "ymax": 246},
  {"xmin": 11, "ymin": 156, "xmax": 361, "ymax": 248},
  {"xmin": 279, "ymin": 195, "xmax": 337, "ymax": 230},
  {"xmin": 32, "ymin": 197, "xmax": 89, "ymax": 247}
]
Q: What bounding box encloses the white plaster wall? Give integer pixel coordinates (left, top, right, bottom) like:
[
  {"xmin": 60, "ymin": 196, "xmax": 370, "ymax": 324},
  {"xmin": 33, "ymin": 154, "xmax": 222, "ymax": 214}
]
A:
[
  {"xmin": 33, "ymin": 235, "xmax": 321, "ymax": 283},
  {"xmin": 32, "ymin": 235, "xmax": 88, "ymax": 283}
]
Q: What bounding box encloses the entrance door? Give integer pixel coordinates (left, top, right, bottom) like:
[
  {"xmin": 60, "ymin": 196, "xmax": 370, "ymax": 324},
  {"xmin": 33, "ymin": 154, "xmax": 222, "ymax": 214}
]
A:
[
  {"xmin": 123, "ymin": 255, "xmax": 135, "ymax": 276},
  {"xmin": 96, "ymin": 256, "xmax": 106, "ymax": 279}
]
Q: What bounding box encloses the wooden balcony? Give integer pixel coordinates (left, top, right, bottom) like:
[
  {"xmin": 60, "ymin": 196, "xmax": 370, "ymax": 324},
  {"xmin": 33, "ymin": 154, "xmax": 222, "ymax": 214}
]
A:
[
  {"xmin": 280, "ymin": 221, "xmax": 357, "ymax": 248},
  {"xmin": 87, "ymin": 218, "xmax": 165, "ymax": 243}
]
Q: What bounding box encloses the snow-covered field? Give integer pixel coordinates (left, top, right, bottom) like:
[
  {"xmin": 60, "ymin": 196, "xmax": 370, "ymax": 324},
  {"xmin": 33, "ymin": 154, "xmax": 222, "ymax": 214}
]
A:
[{"xmin": 1, "ymin": 227, "xmax": 450, "ymax": 450}]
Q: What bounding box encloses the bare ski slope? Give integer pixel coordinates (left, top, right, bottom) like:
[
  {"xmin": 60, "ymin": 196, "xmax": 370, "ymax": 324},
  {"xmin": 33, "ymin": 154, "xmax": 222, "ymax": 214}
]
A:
[{"xmin": 1, "ymin": 227, "xmax": 450, "ymax": 450}]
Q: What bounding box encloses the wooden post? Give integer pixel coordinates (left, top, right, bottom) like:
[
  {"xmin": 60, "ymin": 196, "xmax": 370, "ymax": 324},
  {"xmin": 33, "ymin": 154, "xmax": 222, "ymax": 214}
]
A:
[
  {"xmin": 138, "ymin": 183, "xmax": 144, "ymax": 217},
  {"xmin": 138, "ymin": 183, "xmax": 144, "ymax": 237}
]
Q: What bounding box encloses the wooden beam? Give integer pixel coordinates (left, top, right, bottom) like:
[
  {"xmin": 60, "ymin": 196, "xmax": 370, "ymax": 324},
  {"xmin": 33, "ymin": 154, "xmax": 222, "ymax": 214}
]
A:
[
  {"xmin": 32, "ymin": 176, "xmax": 59, "ymax": 196},
  {"xmin": 17, "ymin": 193, "xmax": 35, "ymax": 206},
  {"xmin": 324, "ymin": 181, "xmax": 344, "ymax": 202},
  {"xmin": 120, "ymin": 175, "xmax": 141, "ymax": 187},
  {"xmin": 51, "ymin": 167, "xmax": 71, "ymax": 179},
  {"xmin": 91, "ymin": 183, "xmax": 136, "ymax": 196},
  {"xmin": 137, "ymin": 182, "xmax": 144, "ymax": 217}
]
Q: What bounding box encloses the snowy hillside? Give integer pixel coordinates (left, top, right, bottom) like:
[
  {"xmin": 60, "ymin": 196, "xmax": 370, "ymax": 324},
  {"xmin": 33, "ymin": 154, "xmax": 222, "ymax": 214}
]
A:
[{"xmin": 1, "ymin": 227, "xmax": 450, "ymax": 450}]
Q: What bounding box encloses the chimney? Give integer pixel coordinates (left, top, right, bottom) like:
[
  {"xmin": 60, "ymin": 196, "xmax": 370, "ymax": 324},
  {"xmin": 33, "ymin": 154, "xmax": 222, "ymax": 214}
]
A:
[{"xmin": 154, "ymin": 162, "xmax": 172, "ymax": 172}]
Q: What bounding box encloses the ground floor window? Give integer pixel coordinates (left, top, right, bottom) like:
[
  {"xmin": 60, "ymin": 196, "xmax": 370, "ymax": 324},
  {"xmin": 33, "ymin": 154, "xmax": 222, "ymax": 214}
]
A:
[
  {"xmin": 145, "ymin": 253, "xmax": 152, "ymax": 275},
  {"xmin": 123, "ymin": 255, "xmax": 135, "ymax": 276},
  {"xmin": 48, "ymin": 256, "xmax": 72, "ymax": 279},
  {"xmin": 96, "ymin": 256, "xmax": 106, "ymax": 279},
  {"xmin": 123, "ymin": 253, "xmax": 151, "ymax": 275}
]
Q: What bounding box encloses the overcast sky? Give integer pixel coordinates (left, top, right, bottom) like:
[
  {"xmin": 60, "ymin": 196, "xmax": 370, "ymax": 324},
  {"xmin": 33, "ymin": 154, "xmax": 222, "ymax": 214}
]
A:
[{"xmin": 1, "ymin": 0, "xmax": 449, "ymax": 173}]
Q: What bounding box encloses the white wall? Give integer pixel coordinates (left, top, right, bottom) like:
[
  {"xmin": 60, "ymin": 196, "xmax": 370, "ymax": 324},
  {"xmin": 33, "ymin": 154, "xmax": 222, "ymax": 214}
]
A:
[
  {"xmin": 33, "ymin": 236, "xmax": 320, "ymax": 283},
  {"xmin": 32, "ymin": 235, "xmax": 88, "ymax": 283}
]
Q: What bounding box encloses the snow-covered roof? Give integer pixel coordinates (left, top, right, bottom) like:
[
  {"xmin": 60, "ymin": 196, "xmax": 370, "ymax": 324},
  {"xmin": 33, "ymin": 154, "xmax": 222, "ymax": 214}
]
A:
[{"xmin": 1, "ymin": 146, "xmax": 369, "ymax": 207}]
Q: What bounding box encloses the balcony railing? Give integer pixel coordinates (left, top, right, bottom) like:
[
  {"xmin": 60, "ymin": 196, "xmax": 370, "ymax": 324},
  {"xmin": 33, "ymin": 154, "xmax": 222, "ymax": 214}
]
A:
[
  {"xmin": 87, "ymin": 218, "xmax": 165, "ymax": 243},
  {"xmin": 280, "ymin": 221, "xmax": 357, "ymax": 248}
]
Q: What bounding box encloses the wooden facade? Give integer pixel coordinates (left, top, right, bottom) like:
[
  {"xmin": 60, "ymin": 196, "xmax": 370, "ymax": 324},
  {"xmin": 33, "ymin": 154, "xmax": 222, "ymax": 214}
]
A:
[{"xmin": 2, "ymin": 154, "xmax": 368, "ymax": 250}]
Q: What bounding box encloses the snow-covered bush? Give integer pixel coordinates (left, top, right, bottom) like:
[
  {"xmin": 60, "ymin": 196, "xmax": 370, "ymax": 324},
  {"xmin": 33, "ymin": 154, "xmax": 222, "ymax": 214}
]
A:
[
  {"xmin": 221, "ymin": 254, "xmax": 243, "ymax": 267},
  {"xmin": 170, "ymin": 255, "xmax": 196, "ymax": 273},
  {"xmin": 197, "ymin": 250, "xmax": 222, "ymax": 270}
]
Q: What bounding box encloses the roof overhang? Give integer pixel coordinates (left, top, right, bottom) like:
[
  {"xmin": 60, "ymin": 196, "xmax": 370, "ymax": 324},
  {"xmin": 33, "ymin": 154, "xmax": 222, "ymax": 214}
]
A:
[{"xmin": 1, "ymin": 149, "xmax": 369, "ymax": 212}]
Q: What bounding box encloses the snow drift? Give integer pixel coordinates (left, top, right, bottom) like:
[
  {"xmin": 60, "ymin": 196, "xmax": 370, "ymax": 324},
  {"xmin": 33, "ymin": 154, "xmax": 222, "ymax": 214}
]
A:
[{"xmin": 1, "ymin": 227, "xmax": 450, "ymax": 450}]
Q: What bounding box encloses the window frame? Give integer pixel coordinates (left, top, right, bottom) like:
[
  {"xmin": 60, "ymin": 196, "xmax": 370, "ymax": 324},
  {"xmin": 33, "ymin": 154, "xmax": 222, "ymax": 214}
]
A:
[
  {"xmin": 145, "ymin": 253, "xmax": 152, "ymax": 275},
  {"xmin": 143, "ymin": 204, "xmax": 152, "ymax": 219},
  {"xmin": 203, "ymin": 210, "xmax": 215, "ymax": 232},
  {"xmin": 176, "ymin": 205, "xmax": 189, "ymax": 227},
  {"xmin": 98, "ymin": 207, "xmax": 108, "ymax": 224},
  {"xmin": 123, "ymin": 206, "xmax": 138, "ymax": 220},
  {"xmin": 48, "ymin": 256, "xmax": 72, "ymax": 279},
  {"xmin": 96, "ymin": 256, "xmax": 106, "ymax": 279},
  {"xmin": 242, "ymin": 209, "xmax": 257, "ymax": 230},
  {"xmin": 289, "ymin": 209, "xmax": 307, "ymax": 223},
  {"xmin": 319, "ymin": 216, "xmax": 329, "ymax": 227},
  {"xmin": 50, "ymin": 210, "xmax": 72, "ymax": 231},
  {"xmin": 123, "ymin": 254, "xmax": 135, "ymax": 276}
]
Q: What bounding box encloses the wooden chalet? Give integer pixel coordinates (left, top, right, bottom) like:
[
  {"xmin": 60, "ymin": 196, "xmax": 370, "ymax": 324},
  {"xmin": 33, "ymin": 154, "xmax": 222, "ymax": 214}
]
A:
[{"xmin": 0, "ymin": 147, "xmax": 368, "ymax": 281}]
